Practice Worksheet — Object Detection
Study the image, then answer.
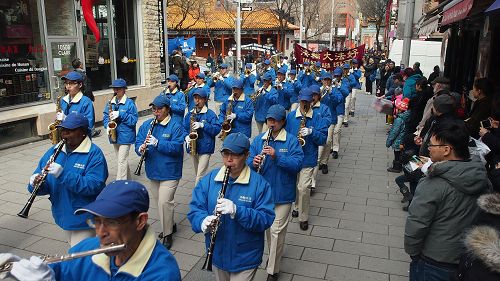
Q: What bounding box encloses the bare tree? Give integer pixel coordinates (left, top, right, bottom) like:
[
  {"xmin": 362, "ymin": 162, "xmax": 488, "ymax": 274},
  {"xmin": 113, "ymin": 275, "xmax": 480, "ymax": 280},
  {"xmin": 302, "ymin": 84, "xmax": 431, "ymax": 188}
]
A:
[
  {"xmin": 167, "ymin": 0, "xmax": 211, "ymax": 30},
  {"xmin": 290, "ymin": 0, "xmax": 331, "ymax": 48},
  {"xmin": 358, "ymin": 0, "xmax": 389, "ymax": 51},
  {"xmin": 272, "ymin": 0, "xmax": 297, "ymax": 52}
]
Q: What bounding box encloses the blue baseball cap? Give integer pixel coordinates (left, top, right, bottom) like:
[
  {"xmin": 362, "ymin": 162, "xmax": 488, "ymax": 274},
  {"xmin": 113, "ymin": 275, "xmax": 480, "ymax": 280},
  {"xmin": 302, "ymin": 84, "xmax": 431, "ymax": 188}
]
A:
[
  {"xmin": 75, "ymin": 180, "xmax": 149, "ymax": 218},
  {"xmin": 149, "ymin": 95, "xmax": 170, "ymax": 107},
  {"xmin": 57, "ymin": 112, "xmax": 89, "ymax": 130},
  {"xmin": 315, "ymin": 61, "xmax": 321, "ymax": 67},
  {"xmin": 193, "ymin": 88, "xmax": 208, "ymax": 98},
  {"xmin": 232, "ymin": 79, "xmax": 243, "ymax": 89},
  {"xmin": 266, "ymin": 104, "xmax": 286, "ymax": 121},
  {"xmin": 303, "ymin": 61, "xmax": 310, "ymax": 66},
  {"xmin": 289, "ymin": 69, "xmax": 297, "ymax": 75},
  {"xmin": 310, "ymin": 85, "xmax": 321, "ymax": 95},
  {"xmin": 262, "ymin": 72, "xmax": 273, "ymax": 81},
  {"xmin": 61, "ymin": 71, "xmax": 83, "ymax": 82},
  {"xmin": 277, "ymin": 68, "xmax": 287, "ymax": 75},
  {"xmin": 343, "ymin": 63, "xmax": 350, "ymax": 69},
  {"xmin": 221, "ymin": 132, "xmax": 250, "ymax": 154},
  {"xmin": 298, "ymin": 88, "xmax": 313, "ymax": 102},
  {"xmin": 333, "ymin": 67, "xmax": 343, "ymax": 76},
  {"xmin": 264, "ymin": 60, "xmax": 271, "ymax": 65},
  {"xmin": 245, "ymin": 63, "xmax": 252, "ymax": 69},
  {"xmin": 196, "ymin": 72, "xmax": 206, "ymax": 79},
  {"xmin": 352, "ymin": 58, "xmax": 359, "ymax": 64},
  {"xmin": 220, "ymin": 63, "xmax": 228, "ymax": 69},
  {"xmin": 321, "ymin": 73, "xmax": 332, "ymax": 80},
  {"xmin": 167, "ymin": 74, "xmax": 179, "ymax": 83},
  {"xmin": 110, "ymin": 78, "xmax": 127, "ymax": 88}
]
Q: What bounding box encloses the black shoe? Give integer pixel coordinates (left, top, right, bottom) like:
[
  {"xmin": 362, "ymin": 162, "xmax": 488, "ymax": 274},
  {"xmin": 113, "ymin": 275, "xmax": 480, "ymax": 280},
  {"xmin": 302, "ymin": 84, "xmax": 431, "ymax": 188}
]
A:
[
  {"xmin": 332, "ymin": 151, "xmax": 339, "ymax": 159},
  {"xmin": 162, "ymin": 234, "xmax": 173, "ymax": 249},
  {"xmin": 349, "ymin": 111, "xmax": 355, "ymax": 117},
  {"xmin": 292, "ymin": 210, "xmax": 298, "ymax": 218},
  {"xmin": 173, "ymin": 223, "xmax": 177, "ymax": 234},
  {"xmin": 267, "ymin": 274, "xmax": 279, "ymax": 281},
  {"xmin": 343, "ymin": 122, "xmax": 349, "ymax": 127},
  {"xmin": 91, "ymin": 129, "xmax": 101, "ymax": 138},
  {"xmin": 321, "ymin": 164, "xmax": 328, "ymax": 174},
  {"xmin": 299, "ymin": 221, "xmax": 309, "ymax": 231},
  {"xmin": 387, "ymin": 167, "xmax": 402, "ymax": 173}
]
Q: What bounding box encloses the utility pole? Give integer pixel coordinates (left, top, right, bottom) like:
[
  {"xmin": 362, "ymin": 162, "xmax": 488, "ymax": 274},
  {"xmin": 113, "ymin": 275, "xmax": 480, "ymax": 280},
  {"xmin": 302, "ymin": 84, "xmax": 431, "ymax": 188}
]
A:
[
  {"xmin": 236, "ymin": 0, "xmax": 241, "ymax": 71},
  {"xmin": 401, "ymin": 0, "xmax": 415, "ymax": 68},
  {"xmin": 299, "ymin": 0, "xmax": 304, "ymax": 46},
  {"xmin": 329, "ymin": 0, "xmax": 335, "ymax": 50}
]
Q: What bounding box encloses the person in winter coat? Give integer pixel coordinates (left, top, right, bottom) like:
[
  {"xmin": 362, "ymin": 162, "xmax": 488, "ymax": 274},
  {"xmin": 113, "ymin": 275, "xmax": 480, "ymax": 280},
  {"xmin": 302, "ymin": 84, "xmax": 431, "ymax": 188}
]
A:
[
  {"xmin": 378, "ymin": 62, "xmax": 392, "ymax": 97},
  {"xmin": 386, "ymin": 97, "xmax": 410, "ymax": 173},
  {"xmin": 363, "ymin": 57, "xmax": 377, "ymax": 95},
  {"xmin": 465, "ymin": 78, "xmax": 493, "ymax": 139},
  {"xmin": 428, "ymin": 65, "xmax": 440, "ymax": 85},
  {"xmin": 188, "ymin": 61, "xmax": 201, "ymax": 82},
  {"xmin": 402, "ymin": 68, "xmax": 423, "ymax": 100},
  {"xmin": 479, "ymin": 102, "xmax": 500, "ymax": 192},
  {"xmin": 405, "ymin": 120, "xmax": 491, "ymax": 281}
]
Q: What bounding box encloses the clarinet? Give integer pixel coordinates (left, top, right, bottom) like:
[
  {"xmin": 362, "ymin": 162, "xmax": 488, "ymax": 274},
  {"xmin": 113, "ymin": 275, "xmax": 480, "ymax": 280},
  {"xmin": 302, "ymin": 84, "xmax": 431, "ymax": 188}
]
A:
[
  {"xmin": 134, "ymin": 118, "xmax": 158, "ymax": 176},
  {"xmin": 257, "ymin": 127, "xmax": 273, "ymax": 174},
  {"xmin": 202, "ymin": 166, "xmax": 231, "ymax": 271}
]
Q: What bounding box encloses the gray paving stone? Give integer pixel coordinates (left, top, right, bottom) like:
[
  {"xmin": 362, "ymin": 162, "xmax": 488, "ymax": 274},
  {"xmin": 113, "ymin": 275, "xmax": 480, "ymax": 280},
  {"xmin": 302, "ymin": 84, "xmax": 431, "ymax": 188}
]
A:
[
  {"xmin": 0, "ymin": 214, "xmax": 41, "ymax": 232},
  {"xmin": 302, "ymin": 248, "xmax": 359, "ymax": 268},
  {"xmin": 389, "ymin": 225, "xmax": 406, "ymax": 237},
  {"xmin": 344, "ymin": 202, "xmax": 389, "ymax": 216},
  {"xmin": 390, "ymin": 247, "xmax": 411, "ymax": 262},
  {"xmin": 285, "ymin": 233, "xmax": 334, "ymax": 250},
  {"xmin": 362, "ymin": 232, "xmax": 405, "ymax": 248},
  {"xmin": 359, "ymin": 256, "xmax": 409, "ymax": 276},
  {"xmin": 23, "ymin": 238, "xmax": 69, "ymax": 257},
  {"xmin": 280, "ymin": 257, "xmax": 327, "ymax": 279},
  {"xmin": 0, "ymin": 228, "xmax": 42, "ymax": 248},
  {"xmin": 26, "ymin": 222, "xmax": 67, "ymax": 242},
  {"xmin": 311, "ymin": 225, "xmax": 362, "ymax": 242},
  {"xmin": 365, "ymin": 214, "xmax": 407, "ymax": 227},
  {"xmin": 333, "ymin": 240, "xmax": 389, "ymax": 259},
  {"xmin": 325, "ymin": 265, "xmax": 389, "ymax": 281},
  {"xmin": 325, "ymin": 194, "xmax": 367, "ymax": 205},
  {"xmin": 317, "ymin": 208, "xmax": 365, "ymax": 222},
  {"xmin": 173, "ymin": 252, "xmax": 202, "ymax": 271},
  {"xmin": 367, "ymin": 198, "xmax": 403, "ymax": 209},
  {"xmin": 339, "ymin": 219, "xmax": 388, "ymax": 235}
]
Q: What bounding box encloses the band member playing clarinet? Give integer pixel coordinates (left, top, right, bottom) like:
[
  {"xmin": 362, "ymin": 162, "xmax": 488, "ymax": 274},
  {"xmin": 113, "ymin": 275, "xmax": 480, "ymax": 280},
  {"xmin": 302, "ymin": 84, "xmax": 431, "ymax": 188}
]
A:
[
  {"xmin": 135, "ymin": 95, "xmax": 184, "ymax": 250},
  {"xmin": 103, "ymin": 79, "xmax": 138, "ymax": 180},
  {"xmin": 285, "ymin": 88, "xmax": 328, "ymax": 231},
  {"xmin": 188, "ymin": 133, "xmax": 275, "ymax": 281},
  {"xmin": 27, "ymin": 112, "xmax": 108, "ymax": 246},
  {"xmin": 247, "ymin": 105, "xmax": 303, "ymax": 281},
  {"xmin": 183, "ymin": 88, "xmax": 221, "ymax": 185},
  {"xmin": 1, "ymin": 180, "xmax": 181, "ymax": 281}
]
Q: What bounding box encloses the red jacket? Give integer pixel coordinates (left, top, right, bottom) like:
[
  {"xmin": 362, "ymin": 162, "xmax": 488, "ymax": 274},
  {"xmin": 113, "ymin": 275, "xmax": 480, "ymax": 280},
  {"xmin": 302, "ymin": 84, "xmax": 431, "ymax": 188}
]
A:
[{"xmin": 188, "ymin": 67, "xmax": 200, "ymax": 81}]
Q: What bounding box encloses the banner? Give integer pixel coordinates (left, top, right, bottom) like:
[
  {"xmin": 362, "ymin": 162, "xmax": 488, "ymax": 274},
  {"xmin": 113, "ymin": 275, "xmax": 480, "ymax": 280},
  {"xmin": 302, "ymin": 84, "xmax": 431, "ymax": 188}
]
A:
[
  {"xmin": 168, "ymin": 37, "xmax": 196, "ymax": 58},
  {"xmin": 294, "ymin": 44, "xmax": 365, "ymax": 71}
]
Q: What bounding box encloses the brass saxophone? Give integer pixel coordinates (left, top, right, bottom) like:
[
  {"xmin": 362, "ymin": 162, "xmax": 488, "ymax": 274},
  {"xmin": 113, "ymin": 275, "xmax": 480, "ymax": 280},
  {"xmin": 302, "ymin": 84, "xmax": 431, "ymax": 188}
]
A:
[
  {"xmin": 107, "ymin": 96, "xmax": 118, "ymax": 143},
  {"xmin": 189, "ymin": 110, "xmax": 198, "ymax": 156},
  {"xmin": 250, "ymin": 86, "xmax": 265, "ymax": 103},
  {"xmin": 219, "ymin": 99, "xmax": 233, "ymax": 141},
  {"xmin": 244, "ymin": 69, "xmax": 251, "ymax": 76},
  {"xmin": 297, "ymin": 112, "xmax": 306, "ymax": 147},
  {"xmin": 48, "ymin": 95, "xmax": 63, "ymax": 144}
]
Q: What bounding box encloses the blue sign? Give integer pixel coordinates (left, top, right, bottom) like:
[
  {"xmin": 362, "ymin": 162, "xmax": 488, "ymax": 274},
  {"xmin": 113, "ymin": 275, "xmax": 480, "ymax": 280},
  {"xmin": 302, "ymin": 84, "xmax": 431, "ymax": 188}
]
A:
[{"xmin": 168, "ymin": 36, "xmax": 196, "ymax": 57}]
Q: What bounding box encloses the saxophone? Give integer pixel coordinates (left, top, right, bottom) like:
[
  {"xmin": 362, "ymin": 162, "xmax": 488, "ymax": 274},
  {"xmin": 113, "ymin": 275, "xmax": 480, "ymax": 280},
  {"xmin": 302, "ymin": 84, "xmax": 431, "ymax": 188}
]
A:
[
  {"xmin": 189, "ymin": 110, "xmax": 198, "ymax": 156},
  {"xmin": 297, "ymin": 112, "xmax": 306, "ymax": 147},
  {"xmin": 250, "ymin": 86, "xmax": 265, "ymax": 103},
  {"xmin": 219, "ymin": 99, "xmax": 233, "ymax": 141},
  {"xmin": 48, "ymin": 94, "xmax": 63, "ymax": 145},
  {"xmin": 107, "ymin": 96, "xmax": 118, "ymax": 143}
]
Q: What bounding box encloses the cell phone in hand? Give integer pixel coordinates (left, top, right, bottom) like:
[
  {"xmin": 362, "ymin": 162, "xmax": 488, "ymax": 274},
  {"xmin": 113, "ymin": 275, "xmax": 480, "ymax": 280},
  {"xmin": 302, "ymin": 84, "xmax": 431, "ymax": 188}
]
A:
[{"xmin": 481, "ymin": 119, "xmax": 492, "ymax": 129}]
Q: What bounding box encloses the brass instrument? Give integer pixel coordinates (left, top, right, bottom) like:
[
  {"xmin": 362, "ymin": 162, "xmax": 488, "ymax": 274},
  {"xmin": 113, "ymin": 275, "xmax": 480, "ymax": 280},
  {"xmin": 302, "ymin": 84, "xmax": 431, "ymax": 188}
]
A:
[
  {"xmin": 275, "ymin": 79, "xmax": 283, "ymax": 90},
  {"xmin": 321, "ymin": 86, "xmax": 330, "ymax": 100},
  {"xmin": 107, "ymin": 96, "xmax": 118, "ymax": 143},
  {"xmin": 184, "ymin": 82, "xmax": 196, "ymax": 104},
  {"xmin": 297, "ymin": 113, "xmax": 307, "ymax": 147},
  {"xmin": 18, "ymin": 140, "xmax": 65, "ymax": 218},
  {"xmin": 245, "ymin": 69, "xmax": 251, "ymax": 76},
  {"xmin": 0, "ymin": 244, "xmax": 126, "ymax": 273},
  {"xmin": 219, "ymin": 99, "xmax": 233, "ymax": 141},
  {"xmin": 250, "ymin": 86, "xmax": 265, "ymax": 103},
  {"xmin": 256, "ymin": 127, "xmax": 273, "ymax": 174},
  {"xmin": 48, "ymin": 95, "xmax": 63, "ymax": 144},
  {"xmin": 202, "ymin": 166, "xmax": 231, "ymax": 271},
  {"xmin": 212, "ymin": 72, "xmax": 221, "ymax": 82},
  {"xmin": 305, "ymin": 68, "xmax": 312, "ymax": 75},
  {"xmin": 134, "ymin": 118, "xmax": 158, "ymax": 176},
  {"xmin": 189, "ymin": 110, "xmax": 199, "ymax": 156}
]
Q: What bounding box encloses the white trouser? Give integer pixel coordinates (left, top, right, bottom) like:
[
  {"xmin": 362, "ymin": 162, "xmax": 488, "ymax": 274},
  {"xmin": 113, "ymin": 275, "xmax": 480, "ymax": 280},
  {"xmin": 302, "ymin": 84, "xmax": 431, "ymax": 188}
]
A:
[
  {"xmin": 213, "ymin": 266, "xmax": 256, "ymax": 281},
  {"xmin": 332, "ymin": 116, "xmax": 344, "ymax": 152},
  {"xmin": 192, "ymin": 154, "xmax": 211, "ymax": 186},
  {"xmin": 214, "ymin": 101, "xmax": 223, "ymax": 116},
  {"xmin": 149, "ymin": 179, "xmax": 179, "ymax": 235},
  {"xmin": 113, "ymin": 144, "xmax": 131, "ymax": 180},
  {"xmin": 350, "ymin": 88, "xmax": 358, "ymax": 113},
  {"xmin": 266, "ymin": 203, "xmax": 292, "ymax": 275},
  {"xmin": 312, "ymin": 125, "xmax": 334, "ymax": 187},
  {"xmin": 255, "ymin": 122, "xmax": 268, "ymax": 134},
  {"xmin": 294, "ymin": 167, "xmax": 314, "ymax": 222},
  {"xmin": 344, "ymin": 93, "xmax": 352, "ymax": 123},
  {"xmin": 290, "ymin": 103, "xmax": 299, "ymax": 111},
  {"xmin": 65, "ymin": 229, "xmax": 95, "ymax": 247}
]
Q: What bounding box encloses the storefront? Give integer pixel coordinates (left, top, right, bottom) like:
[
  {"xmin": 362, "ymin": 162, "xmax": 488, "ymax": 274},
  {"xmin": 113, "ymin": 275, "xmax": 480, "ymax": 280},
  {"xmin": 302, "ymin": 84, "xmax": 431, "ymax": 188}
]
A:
[{"xmin": 0, "ymin": 0, "xmax": 162, "ymax": 147}]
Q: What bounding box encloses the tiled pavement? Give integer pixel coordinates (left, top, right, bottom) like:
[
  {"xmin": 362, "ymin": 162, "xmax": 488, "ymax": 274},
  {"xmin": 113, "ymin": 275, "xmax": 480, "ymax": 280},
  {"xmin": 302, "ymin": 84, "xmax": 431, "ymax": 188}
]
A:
[{"xmin": 0, "ymin": 93, "xmax": 409, "ymax": 280}]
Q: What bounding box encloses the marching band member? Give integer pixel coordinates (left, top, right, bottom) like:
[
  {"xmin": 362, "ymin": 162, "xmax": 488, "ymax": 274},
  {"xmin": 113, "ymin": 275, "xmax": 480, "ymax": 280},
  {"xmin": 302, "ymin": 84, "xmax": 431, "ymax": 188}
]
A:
[
  {"xmin": 256, "ymin": 59, "xmax": 276, "ymax": 88},
  {"xmin": 247, "ymin": 105, "xmax": 303, "ymax": 281},
  {"xmin": 298, "ymin": 61, "xmax": 315, "ymax": 88},
  {"xmin": 241, "ymin": 63, "xmax": 257, "ymax": 96},
  {"xmin": 343, "ymin": 59, "xmax": 362, "ymax": 125},
  {"xmin": 275, "ymin": 68, "xmax": 293, "ymax": 111},
  {"xmin": 186, "ymin": 72, "xmax": 210, "ymax": 111},
  {"xmin": 209, "ymin": 63, "xmax": 234, "ymax": 114},
  {"xmin": 103, "ymin": 79, "xmax": 138, "ymax": 180},
  {"xmin": 332, "ymin": 67, "xmax": 352, "ymax": 159},
  {"xmin": 27, "ymin": 112, "xmax": 108, "ymax": 246},
  {"xmin": 188, "ymin": 132, "xmax": 275, "ymax": 281},
  {"xmin": 135, "ymin": 95, "xmax": 184, "ymax": 249},
  {"xmin": 286, "ymin": 89, "xmax": 328, "ymax": 230},
  {"xmin": 1, "ymin": 180, "xmax": 182, "ymax": 281},
  {"xmin": 161, "ymin": 74, "xmax": 187, "ymax": 124},
  {"xmin": 313, "ymin": 61, "xmax": 326, "ymax": 85},
  {"xmin": 183, "ymin": 88, "xmax": 221, "ymax": 186},
  {"xmin": 58, "ymin": 72, "xmax": 95, "ymax": 130},
  {"xmin": 218, "ymin": 79, "xmax": 254, "ymax": 138},
  {"xmin": 288, "ymin": 69, "xmax": 302, "ymax": 111},
  {"xmin": 254, "ymin": 72, "xmax": 278, "ymax": 134}
]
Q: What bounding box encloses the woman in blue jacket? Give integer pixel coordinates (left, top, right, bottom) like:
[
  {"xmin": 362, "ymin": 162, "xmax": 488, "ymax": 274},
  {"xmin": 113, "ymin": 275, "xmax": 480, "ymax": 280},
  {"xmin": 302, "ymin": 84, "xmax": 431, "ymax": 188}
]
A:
[
  {"xmin": 248, "ymin": 105, "xmax": 303, "ymax": 280},
  {"xmin": 254, "ymin": 72, "xmax": 278, "ymax": 134},
  {"xmin": 218, "ymin": 79, "xmax": 254, "ymax": 138},
  {"xmin": 103, "ymin": 79, "xmax": 138, "ymax": 180},
  {"xmin": 188, "ymin": 132, "xmax": 275, "ymax": 281},
  {"xmin": 28, "ymin": 112, "xmax": 108, "ymax": 247},
  {"xmin": 183, "ymin": 88, "xmax": 221, "ymax": 185},
  {"xmin": 160, "ymin": 74, "xmax": 186, "ymax": 124},
  {"xmin": 57, "ymin": 71, "xmax": 95, "ymax": 130},
  {"xmin": 135, "ymin": 95, "xmax": 184, "ymax": 250},
  {"xmin": 186, "ymin": 72, "xmax": 211, "ymax": 111}
]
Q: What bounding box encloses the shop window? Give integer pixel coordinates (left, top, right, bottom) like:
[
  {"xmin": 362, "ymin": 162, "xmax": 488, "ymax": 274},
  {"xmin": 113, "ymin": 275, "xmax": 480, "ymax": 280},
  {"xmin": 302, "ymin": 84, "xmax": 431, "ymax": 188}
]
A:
[
  {"xmin": 113, "ymin": 0, "xmax": 139, "ymax": 86},
  {"xmin": 0, "ymin": 0, "xmax": 50, "ymax": 109}
]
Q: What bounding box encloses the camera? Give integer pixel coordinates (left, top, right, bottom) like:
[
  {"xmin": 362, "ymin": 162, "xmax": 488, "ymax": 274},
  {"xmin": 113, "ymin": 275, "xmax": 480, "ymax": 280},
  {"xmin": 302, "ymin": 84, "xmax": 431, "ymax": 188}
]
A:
[{"xmin": 480, "ymin": 119, "xmax": 492, "ymax": 129}]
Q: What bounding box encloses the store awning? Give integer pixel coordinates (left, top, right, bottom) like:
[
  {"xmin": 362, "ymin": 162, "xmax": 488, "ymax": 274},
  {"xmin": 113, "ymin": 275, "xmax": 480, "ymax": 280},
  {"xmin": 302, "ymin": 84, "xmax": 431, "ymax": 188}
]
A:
[
  {"xmin": 486, "ymin": 0, "xmax": 500, "ymax": 12},
  {"xmin": 418, "ymin": 14, "xmax": 440, "ymax": 36},
  {"xmin": 442, "ymin": 0, "xmax": 474, "ymax": 26}
]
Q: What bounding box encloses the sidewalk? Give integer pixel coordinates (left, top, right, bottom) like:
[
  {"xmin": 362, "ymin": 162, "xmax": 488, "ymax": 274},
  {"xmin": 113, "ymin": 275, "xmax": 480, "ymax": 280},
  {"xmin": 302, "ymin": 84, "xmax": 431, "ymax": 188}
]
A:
[{"xmin": 0, "ymin": 93, "xmax": 409, "ymax": 280}]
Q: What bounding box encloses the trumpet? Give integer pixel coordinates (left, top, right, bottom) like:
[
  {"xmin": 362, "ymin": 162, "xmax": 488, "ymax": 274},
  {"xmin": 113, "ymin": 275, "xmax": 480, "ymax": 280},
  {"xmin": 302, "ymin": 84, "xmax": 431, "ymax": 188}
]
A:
[
  {"xmin": 189, "ymin": 110, "xmax": 199, "ymax": 156},
  {"xmin": 202, "ymin": 166, "xmax": 231, "ymax": 271},
  {"xmin": 134, "ymin": 118, "xmax": 158, "ymax": 176},
  {"xmin": 18, "ymin": 140, "xmax": 65, "ymax": 218},
  {"xmin": 212, "ymin": 72, "xmax": 221, "ymax": 82},
  {"xmin": 0, "ymin": 244, "xmax": 126, "ymax": 273},
  {"xmin": 256, "ymin": 127, "xmax": 273, "ymax": 174},
  {"xmin": 305, "ymin": 68, "xmax": 312, "ymax": 75},
  {"xmin": 275, "ymin": 79, "xmax": 283, "ymax": 90},
  {"xmin": 107, "ymin": 96, "xmax": 118, "ymax": 143},
  {"xmin": 48, "ymin": 94, "xmax": 63, "ymax": 144}
]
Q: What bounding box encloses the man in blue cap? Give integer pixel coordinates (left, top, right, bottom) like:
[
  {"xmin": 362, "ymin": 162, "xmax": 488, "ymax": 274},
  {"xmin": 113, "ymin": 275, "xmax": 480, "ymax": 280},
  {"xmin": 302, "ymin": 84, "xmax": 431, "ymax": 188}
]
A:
[
  {"xmin": 240, "ymin": 63, "xmax": 257, "ymax": 96},
  {"xmin": 218, "ymin": 79, "xmax": 254, "ymax": 138},
  {"xmin": 342, "ymin": 63, "xmax": 358, "ymax": 127},
  {"xmin": 287, "ymin": 69, "xmax": 302, "ymax": 111},
  {"xmin": 313, "ymin": 61, "xmax": 326, "ymax": 84},
  {"xmin": 309, "ymin": 84, "xmax": 333, "ymax": 179},
  {"xmin": 103, "ymin": 79, "xmax": 138, "ymax": 180},
  {"xmin": 135, "ymin": 95, "xmax": 184, "ymax": 249},
  {"xmin": 285, "ymin": 88, "xmax": 328, "ymax": 231},
  {"xmin": 330, "ymin": 67, "xmax": 350, "ymax": 159},
  {"xmin": 275, "ymin": 68, "xmax": 293, "ymax": 111},
  {"xmin": 344, "ymin": 59, "xmax": 362, "ymax": 124},
  {"xmin": 186, "ymin": 72, "xmax": 210, "ymax": 111},
  {"xmin": 254, "ymin": 72, "xmax": 278, "ymax": 133},
  {"xmin": 298, "ymin": 61, "xmax": 315, "ymax": 88},
  {"xmin": 256, "ymin": 59, "xmax": 276, "ymax": 88},
  {"xmin": 57, "ymin": 71, "xmax": 98, "ymax": 137},
  {"xmin": 248, "ymin": 105, "xmax": 304, "ymax": 280},
  {"xmin": 28, "ymin": 112, "xmax": 108, "ymax": 246},
  {"xmin": 183, "ymin": 88, "xmax": 221, "ymax": 185},
  {"xmin": 188, "ymin": 132, "xmax": 275, "ymax": 281},
  {"xmin": 2, "ymin": 180, "xmax": 182, "ymax": 281},
  {"xmin": 208, "ymin": 63, "xmax": 234, "ymax": 114},
  {"xmin": 160, "ymin": 74, "xmax": 186, "ymax": 125}
]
